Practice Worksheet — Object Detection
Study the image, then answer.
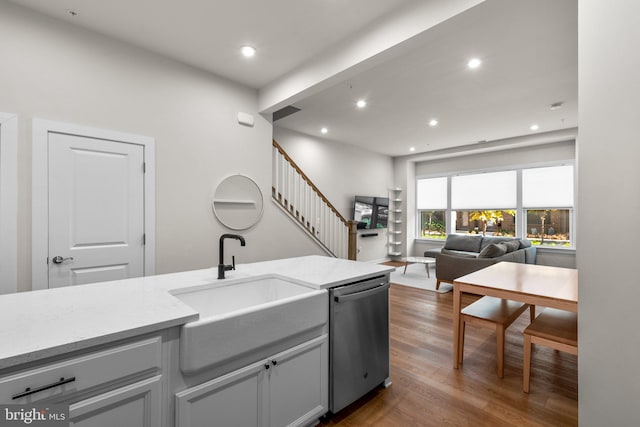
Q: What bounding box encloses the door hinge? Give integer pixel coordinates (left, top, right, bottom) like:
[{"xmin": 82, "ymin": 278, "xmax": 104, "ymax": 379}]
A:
[
  {"xmin": 142, "ymin": 162, "xmax": 146, "ymax": 173},
  {"xmin": 142, "ymin": 233, "xmax": 146, "ymax": 245},
  {"xmin": 46, "ymin": 257, "xmax": 49, "ymax": 265}
]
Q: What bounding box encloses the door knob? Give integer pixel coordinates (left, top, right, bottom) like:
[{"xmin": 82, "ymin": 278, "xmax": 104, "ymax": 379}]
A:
[{"xmin": 52, "ymin": 256, "xmax": 74, "ymax": 264}]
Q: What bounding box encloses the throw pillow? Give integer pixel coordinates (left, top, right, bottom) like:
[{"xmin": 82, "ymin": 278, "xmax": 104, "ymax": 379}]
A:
[
  {"xmin": 519, "ymin": 239, "xmax": 532, "ymax": 248},
  {"xmin": 503, "ymin": 240, "xmax": 521, "ymax": 253},
  {"xmin": 443, "ymin": 234, "xmax": 483, "ymax": 252},
  {"xmin": 478, "ymin": 243, "xmax": 507, "ymax": 258}
]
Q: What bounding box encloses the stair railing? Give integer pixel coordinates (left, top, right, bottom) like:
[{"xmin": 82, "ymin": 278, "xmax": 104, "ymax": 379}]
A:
[{"xmin": 272, "ymin": 140, "xmax": 357, "ymax": 259}]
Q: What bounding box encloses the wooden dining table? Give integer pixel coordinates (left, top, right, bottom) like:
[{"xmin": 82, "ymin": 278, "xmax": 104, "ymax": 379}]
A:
[{"xmin": 452, "ymin": 262, "xmax": 578, "ymax": 369}]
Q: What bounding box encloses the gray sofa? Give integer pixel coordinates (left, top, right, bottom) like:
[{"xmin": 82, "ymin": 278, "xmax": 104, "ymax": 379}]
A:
[{"xmin": 423, "ymin": 234, "xmax": 537, "ymax": 289}]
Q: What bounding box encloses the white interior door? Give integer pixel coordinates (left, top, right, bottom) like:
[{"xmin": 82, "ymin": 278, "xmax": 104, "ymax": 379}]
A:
[{"xmin": 47, "ymin": 133, "xmax": 145, "ymax": 288}]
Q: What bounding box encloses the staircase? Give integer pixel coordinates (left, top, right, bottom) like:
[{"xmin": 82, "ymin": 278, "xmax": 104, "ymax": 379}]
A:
[{"xmin": 272, "ymin": 140, "xmax": 356, "ymax": 259}]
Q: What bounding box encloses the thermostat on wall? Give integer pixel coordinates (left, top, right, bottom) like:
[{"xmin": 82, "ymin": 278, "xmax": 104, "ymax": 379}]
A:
[{"xmin": 237, "ymin": 112, "xmax": 254, "ymax": 127}]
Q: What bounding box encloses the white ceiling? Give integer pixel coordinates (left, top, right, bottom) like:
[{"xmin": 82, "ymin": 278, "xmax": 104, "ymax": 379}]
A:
[
  {"xmin": 275, "ymin": 0, "xmax": 578, "ymax": 156},
  {"xmin": 8, "ymin": 0, "xmax": 418, "ymax": 88},
  {"xmin": 8, "ymin": 0, "xmax": 577, "ymax": 157}
]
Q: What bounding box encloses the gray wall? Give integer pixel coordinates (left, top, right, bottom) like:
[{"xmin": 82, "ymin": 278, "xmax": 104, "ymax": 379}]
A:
[
  {"xmin": 274, "ymin": 126, "xmax": 394, "ymax": 261},
  {"xmin": 0, "ymin": 2, "xmax": 324, "ymax": 292},
  {"xmin": 578, "ymin": 1, "xmax": 640, "ymax": 424}
]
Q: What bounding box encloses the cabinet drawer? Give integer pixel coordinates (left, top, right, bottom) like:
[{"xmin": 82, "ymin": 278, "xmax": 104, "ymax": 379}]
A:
[
  {"xmin": 69, "ymin": 375, "xmax": 162, "ymax": 427},
  {"xmin": 0, "ymin": 336, "xmax": 161, "ymax": 403}
]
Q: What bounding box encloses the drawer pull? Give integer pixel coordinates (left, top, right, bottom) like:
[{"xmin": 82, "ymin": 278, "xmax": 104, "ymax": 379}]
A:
[{"xmin": 12, "ymin": 376, "xmax": 76, "ymax": 400}]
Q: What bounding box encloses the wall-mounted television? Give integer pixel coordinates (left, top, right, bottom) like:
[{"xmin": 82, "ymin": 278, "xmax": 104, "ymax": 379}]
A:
[{"xmin": 353, "ymin": 196, "xmax": 389, "ymax": 229}]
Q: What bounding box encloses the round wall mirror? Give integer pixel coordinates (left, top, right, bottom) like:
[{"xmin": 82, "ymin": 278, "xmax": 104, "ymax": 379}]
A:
[{"xmin": 211, "ymin": 174, "xmax": 264, "ymax": 230}]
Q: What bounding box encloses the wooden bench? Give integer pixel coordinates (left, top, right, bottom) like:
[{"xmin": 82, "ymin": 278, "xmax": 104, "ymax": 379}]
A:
[
  {"xmin": 523, "ymin": 307, "xmax": 578, "ymax": 393},
  {"xmin": 459, "ymin": 296, "xmax": 534, "ymax": 378}
]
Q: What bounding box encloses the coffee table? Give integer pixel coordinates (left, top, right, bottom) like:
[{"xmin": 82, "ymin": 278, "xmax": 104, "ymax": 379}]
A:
[{"xmin": 401, "ymin": 256, "xmax": 436, "ymax": 278}]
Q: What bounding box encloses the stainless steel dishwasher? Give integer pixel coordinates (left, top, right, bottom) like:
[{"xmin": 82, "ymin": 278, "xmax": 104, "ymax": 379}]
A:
[{"xmin": 329, "ymin": 274, "xmax": 390, "ymax": 414}]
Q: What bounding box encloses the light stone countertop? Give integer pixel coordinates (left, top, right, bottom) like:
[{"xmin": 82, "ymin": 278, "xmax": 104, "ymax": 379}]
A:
[
  {"xmin": 0, "ymin": 256, "xmax": 393, "ymax": 370},
  {"xmin": 236, "ymin": 255, "xmax": 394, "ymax": 289}
]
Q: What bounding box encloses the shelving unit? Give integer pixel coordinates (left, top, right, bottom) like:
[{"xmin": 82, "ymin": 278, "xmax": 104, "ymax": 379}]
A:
[{"xmin": 388, "ymin": 188, "xmax": 403, "ymax": 257}]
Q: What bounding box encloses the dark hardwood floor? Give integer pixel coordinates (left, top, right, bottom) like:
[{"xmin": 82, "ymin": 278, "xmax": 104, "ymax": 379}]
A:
[{"xmin": 320, "ymin": 281, "xmax": 578, "ymax": 426}]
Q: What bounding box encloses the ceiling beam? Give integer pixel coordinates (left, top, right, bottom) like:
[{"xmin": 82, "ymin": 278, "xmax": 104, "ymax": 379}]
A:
[{"xmin": 258, "ymin": 0, "xmax": 485, "ymax": 114}]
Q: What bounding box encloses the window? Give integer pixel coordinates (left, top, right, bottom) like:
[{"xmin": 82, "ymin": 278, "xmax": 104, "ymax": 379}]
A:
[
  {"xmin": 417, "ymin": 177, "xmax": 447, "ymax": 239},
  {"xmin": 451, "ymin": 171, "xmax": 517, "ymax": 210},
  {"xmin": 420, "ymin": 210, "xmax": 446, "ymax": 239},
  {"xmin": 525, "ymin": 209, "xmax": 571, "ymax": 247},
  {"xmin": 522, "ymin": 165, "xmax": 574, "ymax": 247},
  {"xmin": 417, "ymin": 164, "xmax": 575, "ymax": 248},
  {"xmin": 451, "ymin": 171, "xmax": 517, "ymax": 236},
  {"xmin": 454, "ymin": 210, "xmax": 516, "ymax": 236}
]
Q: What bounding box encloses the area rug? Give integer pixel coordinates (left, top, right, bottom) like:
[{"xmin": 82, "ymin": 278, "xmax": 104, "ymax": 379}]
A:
[{"xmin": 389, "ymin": 262, "xmax": 453, "ymax": 293}]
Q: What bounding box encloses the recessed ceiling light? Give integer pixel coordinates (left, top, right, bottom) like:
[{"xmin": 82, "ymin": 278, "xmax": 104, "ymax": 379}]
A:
[
  {"xmin": 320, "ymin": 127, "xmax": 328, "ymax": 134},
  {"xmin": 429, "ymin": 119, "xmax": 439, "ymax": 127},
  {"xmin": 356, "ymin": 99, "xmax": 367, "ymax": 108},
  {"xmin": 530, "ymin": 124, "xmax": 540, "ymax": 131},
  {"xmin": 409, "ymin": 147, "xmax": 416, "ymax": 152},
  {"xmin": 467, "ymin": 58, "xmax": 482, "ymax": 69},
  {"xmin": 241, "ymin": 45, "xmax": 256, "ymax": 58}
]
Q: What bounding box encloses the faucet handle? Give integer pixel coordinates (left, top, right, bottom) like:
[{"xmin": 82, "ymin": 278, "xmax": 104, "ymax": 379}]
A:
[{"xmin": 232, "ymin": 255, "xmax": 236, "ymax": 270}]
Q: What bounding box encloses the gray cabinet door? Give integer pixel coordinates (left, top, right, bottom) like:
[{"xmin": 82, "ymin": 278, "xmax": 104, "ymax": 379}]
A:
[
  {"xmin": 268, "ymin": 335, "xmax": 328, "ymax": 427},
  {"xmin": 175, "ymin": 361, "xmax": 266, "ymax": 427},
  {"xmin": 69, "ymin": 376, "xmax": 161, "ymax": 427}
]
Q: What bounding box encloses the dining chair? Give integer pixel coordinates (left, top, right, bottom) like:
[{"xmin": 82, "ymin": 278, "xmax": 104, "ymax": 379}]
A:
[
  {"xmin": 459, "ymin": 296, "xmax": 534, "ymax": 378},
  {"xmin": 522, "ymin": 307, "xmax": 577, "ymax": 393}
]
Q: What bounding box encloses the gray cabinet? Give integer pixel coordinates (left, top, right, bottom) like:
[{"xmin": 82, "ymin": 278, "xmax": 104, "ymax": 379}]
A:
[
  {"xmin": 176, "ymin": 359, "xmax": 265, "ymax": 427},
  {"xmin": 0, "ymin": 336, "xmax": 164, "ymax": 427},
  {"xmin": 268, "ymin": 335, "xmax": 328, "ymax": 427},
  {"xmin": 175, "ymin": 334, "xmax": 328, "ymax": 427},
  {"xmin": 69, "ymin": 376, "xmax": 161, "ymax": 427}
]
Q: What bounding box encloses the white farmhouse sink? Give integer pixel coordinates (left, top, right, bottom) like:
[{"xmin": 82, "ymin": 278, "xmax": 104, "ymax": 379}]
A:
[{"xmin": 171, "ymin": 275, "xmax": 328, "ymax": 375}]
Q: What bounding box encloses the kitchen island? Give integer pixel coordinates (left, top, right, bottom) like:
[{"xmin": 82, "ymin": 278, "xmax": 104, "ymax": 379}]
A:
[{"xmin": 0, "ymin": 255, "xmax": 393, "ymax": 427}]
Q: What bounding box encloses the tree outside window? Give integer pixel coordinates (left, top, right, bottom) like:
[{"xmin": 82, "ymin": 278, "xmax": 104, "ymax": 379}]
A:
[
  {"xmin": 526, "ymin": 209, "xmax": 571, "ymax": 247},
  {"xmin": 455, "ymin": 210, "xmax": 516, "ymax": 236},
  {"xmin": 420, "ymin": 210, "xmax": 446, "ymax": 239}
]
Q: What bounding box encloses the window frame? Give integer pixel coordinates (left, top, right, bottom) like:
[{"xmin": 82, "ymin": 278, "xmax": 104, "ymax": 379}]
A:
[
  {"xmin": 523, "ymin": 207, "xmax": 574, "ymax": 248},
  {"xmin": 417, "ymin": 209, "xmax": 448, "ymax": 239},
  {"xmin": 415, "ymin": 162, "xmax": 576, "ymax": 249},
  {"xmin": 416, "ymin": 176, "xmax": 448, "ymax": 240}
]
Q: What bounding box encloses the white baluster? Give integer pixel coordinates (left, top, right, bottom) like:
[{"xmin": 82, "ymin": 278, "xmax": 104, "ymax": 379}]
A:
[
  {"xmin": 278, "ymin": 154, "xmax": 285, "ymax": 204},
  {"xmin": 289, "ymin": 163, "xmax": 296, "ymax": 214},
  {"xmin": 272, "ymin": 146, "xmax": 277, "ymax": 198},
  {"xmin": 272, "ymin": 143, "xmax": 351, "ymax": 258}
]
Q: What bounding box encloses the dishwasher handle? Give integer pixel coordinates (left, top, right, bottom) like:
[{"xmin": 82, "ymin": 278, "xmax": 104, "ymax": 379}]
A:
[{"xmin": 333, "ymin": 282, "xmax": 389, "ymax": 303}]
